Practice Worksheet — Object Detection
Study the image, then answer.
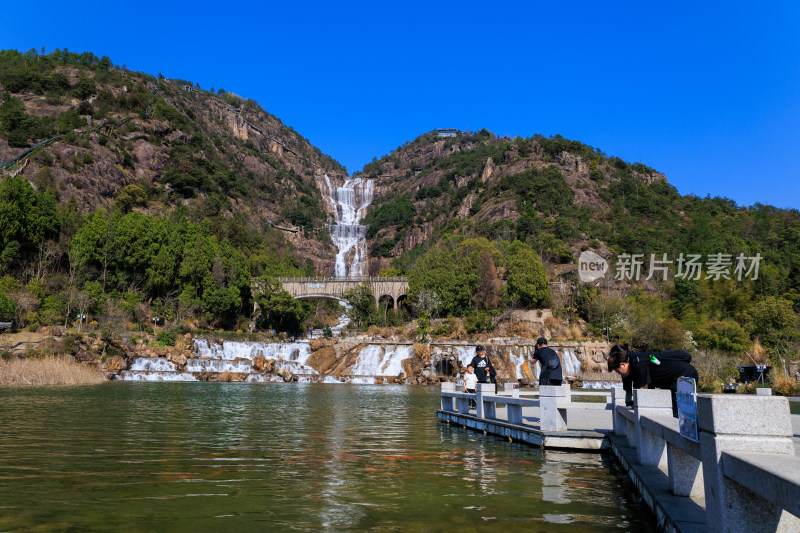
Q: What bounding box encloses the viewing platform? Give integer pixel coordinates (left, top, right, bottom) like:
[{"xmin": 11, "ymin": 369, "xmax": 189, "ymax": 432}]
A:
[
  {"xmin": 438, "ymin": 382, "xmax": 613, "ymax": 450},
  {"xmin": 438, "ymin": 384, "xmax": 800, "ymax": 532}
]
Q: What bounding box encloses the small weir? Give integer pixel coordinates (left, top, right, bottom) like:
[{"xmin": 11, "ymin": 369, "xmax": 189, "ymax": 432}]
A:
[
  {"xmin": 115, "ymin": 339, "xmax": 616, "ymax": 385},
  {"xmin": 118, "ymin": 340, "xmax": 416, "ymax": 383}
]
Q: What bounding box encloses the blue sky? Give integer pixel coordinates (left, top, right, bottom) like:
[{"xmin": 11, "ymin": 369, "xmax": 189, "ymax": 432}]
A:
[{"xmin": 2, "ymin": 1, "xmax": 799, "ymax": 208}]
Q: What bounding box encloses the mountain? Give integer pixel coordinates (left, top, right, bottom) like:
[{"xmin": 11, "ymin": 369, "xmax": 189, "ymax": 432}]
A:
[
  {"xmin": 2, "ymin": 49, "xmax": 800, "ymax": 363},
  {"xmin": 358, "ymin": 129, "xmax": 800, "ymax": 358},
  {"xmin": 0, "ymin": 48, "xmax": 345, "ymax": 273},
  {"xmin": 360, "ymin": 129, "xmax": 672, "ymax": 273}
]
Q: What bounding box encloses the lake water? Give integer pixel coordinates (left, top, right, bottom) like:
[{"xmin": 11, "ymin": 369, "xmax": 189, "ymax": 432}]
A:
[{"xmin": 0, "ymin": 384, "xmax": 654, "ymax": 532}]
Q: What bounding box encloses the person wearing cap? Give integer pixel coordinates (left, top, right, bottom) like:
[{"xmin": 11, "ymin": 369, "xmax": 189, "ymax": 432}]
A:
[
  {"xmin": 533, "ymin": 337, "xmax": 563, "ymax": 386},
  {"xmin": 469, "ymin": 345, "xmax": 496, "ymax": 385},
  {"xmin": 606, "ymin": 344, "xmax": 697, "ymax": 413}
]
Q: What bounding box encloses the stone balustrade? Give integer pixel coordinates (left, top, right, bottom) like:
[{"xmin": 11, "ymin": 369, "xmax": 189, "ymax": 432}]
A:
[
  {"xmin": 614, "ymin": 389, "xmax": 800, "ymax": 532},
  {"xmin": 440, "ymin": 382, "xmax": 611, "ymax": 431}
]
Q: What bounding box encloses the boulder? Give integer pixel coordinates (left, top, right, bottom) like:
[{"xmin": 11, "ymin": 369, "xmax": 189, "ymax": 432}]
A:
[
  {"xmin": 106, "ymin": 355, "xmax": 127, "ymax": 371},
  {"xmin": 307, "ymin": 346, "xmax": 337, "ymax": 374},
  {"xmin": 276, "ymin": 366, "xmax": 293, "ymax": 382},
  {"xmin": 76, "ymin": 350, "xmax": 97, "ymax": 363},
  {"xmin": 253, "ymin": 355, "xmax": 266, "ymax": 371}
]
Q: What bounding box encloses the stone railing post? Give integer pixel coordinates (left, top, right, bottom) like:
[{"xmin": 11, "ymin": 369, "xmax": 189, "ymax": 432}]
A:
[
  {"xmin": 611, "ymin": 387, "xmax": 627, "ymax": 436},
  {"xmin": 503, "ymin": 382, "xmax": 519, "ymax": 398},
  {"xmin": 540, "ymin": 384, "xmax": 569, "ymax": 431},
  {"xmin": 457, "ymin": 395, "xmax": 470, "ymax": 414},
  {"xmin": 634, "ymin": 389, "xmax": 672, "ymax": 466},
  {"xmin": 698, "ymin": 394, "xmax": 799, "ymax": 533},
  {"xmin": 667, "ymin": 439, "xmax": 704, "ymax": 497},
  {"xmin": 476, "ymin": 383, "xmax": 495, "ymax": 419},
  {"xmin": 440, "ymin": 382, "xmax": 455, "ymax": 411}
]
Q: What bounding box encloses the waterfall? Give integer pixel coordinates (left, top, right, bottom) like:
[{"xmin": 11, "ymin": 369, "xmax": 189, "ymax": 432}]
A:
[
  {"xmin": 321, "ymin": 174, "xmax": 373, "ymax": 277},
  {"xmin": 351, "ymin": 345, "xmax": 412, "ymax": 377}
]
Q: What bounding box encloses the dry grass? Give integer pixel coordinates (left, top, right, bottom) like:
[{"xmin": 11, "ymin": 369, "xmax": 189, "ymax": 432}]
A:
[
  {"xmin": 0, "ymin": 356, "xmax": 105, "ymax": 386},
  {"xmin": 544, "ymin": 315, "xmax": 569, "ymax": 339},
  {"xmin": 749, "ymin": 338, "xmax": 769, "ymax": 364},
  {"xmin": 413, "ymin": 343, "xmax": 431, "ymax": 359},
  {"xmin": 567, "ymin": 323, "xmax": 585, "ymax": 340},
  {"xmin": 772, "ymin": 372, "xmax": 799, "ymax": 397}
]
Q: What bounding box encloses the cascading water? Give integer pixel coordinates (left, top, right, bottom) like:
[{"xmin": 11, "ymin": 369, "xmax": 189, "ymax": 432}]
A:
[{"xmin": 321, "ymin": 174, "xmax": 373, "ymax": 278}]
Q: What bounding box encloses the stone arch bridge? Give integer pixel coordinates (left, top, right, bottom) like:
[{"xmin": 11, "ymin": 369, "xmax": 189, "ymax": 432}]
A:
[{"xmin": 261, "ymin": 277, "xmax": 409, "ymax": 308}]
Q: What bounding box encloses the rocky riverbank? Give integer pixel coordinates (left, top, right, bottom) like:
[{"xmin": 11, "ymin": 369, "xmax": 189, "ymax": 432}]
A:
[{"xmin": 1, "ymin": 326, "xmax": 616, "ymax": 385}]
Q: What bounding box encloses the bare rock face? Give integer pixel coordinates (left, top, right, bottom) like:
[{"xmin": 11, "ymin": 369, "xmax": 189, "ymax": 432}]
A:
[
  {"xmin": 106, "ymin": 355, "xmax": 127, "ymax": 371},
  {"xmin": 252, "ymin": 355, "xmax": 266, "ymax": 371},
  {"xmin": 398, "ymin": 223, "xmax": 433, "ymax": 253},
  {"xmin": 480, "ymin": 157, "xmax": 495, "ymax": 183},
  {"xmin": 307, "ymin": 346, "xmax": 337, "ymax": 374},
  {"xmin": 457, "ymin": 194, "xmax": 477, "ymax": 218},
  {"xmin": 557, "ymin": 151, "xmax": 580, "ymax": 173},
  {"xmin": 632, "ymin": 169, "xmax": 667, "ymax": 185}
]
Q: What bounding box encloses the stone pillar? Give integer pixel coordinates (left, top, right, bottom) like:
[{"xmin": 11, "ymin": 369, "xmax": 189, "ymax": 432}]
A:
[
  {"xmin": 540, "ymin": 384, "xmax": 569, "ymax": 431},
  {"xmin": 698, "ymin": 394, "xmax": 799, "ymax": 533},
  {"xmin": 668, "ymin": 444, "xmax": 704, "ymax": 497},
  {"xmin": 476, "ymin": 383, "xmax": 495, "ymax": 419},
  {"xmin": 457, "ymin": 397, "xmax": 470, "ymax": 414},
  {"xmin": 440, "ymin": 382, "xmax": 455, "ymax": 411},
  {"xmin": 611, "ymin": 387, "xmax": 627, "ymax": 436},
  {"xmin": 503, "ymin": 382, "xmax": 519, "ymax": 398},
  {"xmin": 634, "ymin": 389, "xmax": 672, "ymax": 466}
]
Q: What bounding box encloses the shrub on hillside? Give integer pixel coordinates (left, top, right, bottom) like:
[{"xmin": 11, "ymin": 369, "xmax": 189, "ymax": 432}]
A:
[{"xmin": 156, "ymin": 330, "xmax": 177, "ymax": 346}]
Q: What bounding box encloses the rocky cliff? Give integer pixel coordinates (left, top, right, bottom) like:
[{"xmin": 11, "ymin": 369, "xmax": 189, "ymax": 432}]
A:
[
  {"xmin": 360, "ymin": 129, "xmax": 668, "ymax": 274},
  {"xmin": 0, "ymin": 53, "xmax": 345, "ymax": 273}
]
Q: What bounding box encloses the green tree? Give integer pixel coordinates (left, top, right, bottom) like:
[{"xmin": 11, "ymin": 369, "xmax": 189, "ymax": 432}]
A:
[
  {"xmin": 254, "ymin": 277, "xmax": 305, "ymax": 333},
  {"xmin": 747, "ymin": 296, "xmax": 799, "ymax": 346},
  {"xmin": 505, "ymin": 241, "xmax": 551, "ymax": 308},
  {"xmin": 345, "ymin": 284, "xmax": 377, "ymax": 329},
  {"xmin": 0, "ymin": 292, "xmax": 15, "ymax": 321}
]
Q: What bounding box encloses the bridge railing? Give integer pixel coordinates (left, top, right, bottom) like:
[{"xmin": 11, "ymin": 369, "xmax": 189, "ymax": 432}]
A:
[
  {"xmin": 440, "ymin": 382, "xmax": 613, "ymax": 430},
  {"xmin": 614, "ymin": 389, "xmax": 800, "ymax": 532}
]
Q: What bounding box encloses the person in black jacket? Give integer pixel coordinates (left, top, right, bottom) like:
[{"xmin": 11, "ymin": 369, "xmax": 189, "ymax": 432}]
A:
[
  {"xmin": 469, "ymin": 345, "xmax": 496, "ymax": 384},
  {"xmin": 533, "ymin": 337, "xmax": 563, "ymax": 386},
  {"xmin": 607, "ymin": 344, "xmax": 698, "ymax": 413}
]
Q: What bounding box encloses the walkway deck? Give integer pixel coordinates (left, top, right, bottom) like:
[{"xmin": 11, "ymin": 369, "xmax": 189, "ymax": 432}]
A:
[{"xmin": 439, "ymin": 386, "xmax": 800, "ymax": 533}]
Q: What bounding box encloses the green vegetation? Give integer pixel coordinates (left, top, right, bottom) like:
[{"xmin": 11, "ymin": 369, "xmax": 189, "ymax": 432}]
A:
[
  {"xmin": 406, "ymin": 236, "xmax": 548, "ymax": 317},
  {"xmin": 362, "ymin": 129, "xmax": 800, "ymax": 378},
  {"xmin": 363, "ymin": 195, "xmax": 416, "ymax": 239}
]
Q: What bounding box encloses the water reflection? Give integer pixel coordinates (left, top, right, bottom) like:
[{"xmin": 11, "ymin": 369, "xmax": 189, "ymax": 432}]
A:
[{"xmin": 0, "ymin": 383, "xmax": 653, "ymax": 532}]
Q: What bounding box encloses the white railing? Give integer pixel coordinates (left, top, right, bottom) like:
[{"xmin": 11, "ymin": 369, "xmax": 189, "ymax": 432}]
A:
[
  {"xmin": 613, "ymin": 388, "xmax": 800, "ymax": 532},
  {"xmin": 440, "ymin": 382, "xmax": 611, "ymax": 431}
]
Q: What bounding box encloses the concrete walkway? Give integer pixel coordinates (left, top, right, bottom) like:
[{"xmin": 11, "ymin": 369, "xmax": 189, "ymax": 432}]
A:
[
  {"xmin": 470, "ymin": 402, "xmax": 800, "ymax": 456},
  {"xmin": 794, "ymin": 415, "xmax": 800, "ymax": 457}
]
